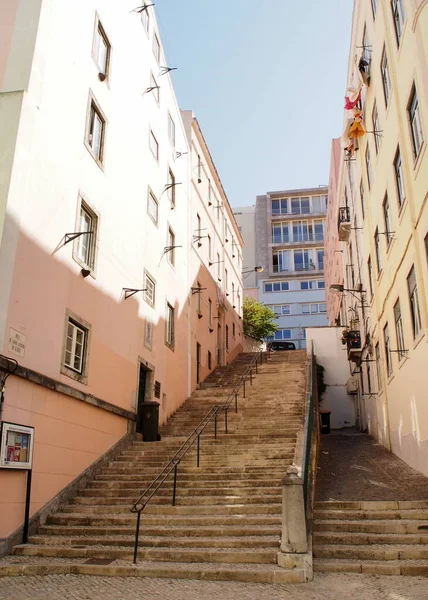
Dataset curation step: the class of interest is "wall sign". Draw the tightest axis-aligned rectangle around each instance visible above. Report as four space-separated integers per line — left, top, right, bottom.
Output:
0 422 35 469
8 328 27 357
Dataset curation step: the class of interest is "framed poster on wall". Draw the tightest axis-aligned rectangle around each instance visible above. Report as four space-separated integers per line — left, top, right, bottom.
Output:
0 422 35 469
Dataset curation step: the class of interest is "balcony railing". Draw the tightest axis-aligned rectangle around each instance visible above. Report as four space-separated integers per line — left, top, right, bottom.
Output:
273 264 324 274
272 235 325 245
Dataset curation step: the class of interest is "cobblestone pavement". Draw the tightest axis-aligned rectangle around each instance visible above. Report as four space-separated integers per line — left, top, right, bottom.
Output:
1 573 428 599
316 429 428 501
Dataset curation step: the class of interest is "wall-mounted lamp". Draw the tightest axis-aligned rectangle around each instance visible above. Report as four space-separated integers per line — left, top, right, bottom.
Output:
329 283 365 294
242 266 263 280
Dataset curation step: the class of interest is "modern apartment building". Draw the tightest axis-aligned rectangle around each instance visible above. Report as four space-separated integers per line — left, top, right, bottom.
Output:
0 0 242 548
235 187 329 348
325 0 428 475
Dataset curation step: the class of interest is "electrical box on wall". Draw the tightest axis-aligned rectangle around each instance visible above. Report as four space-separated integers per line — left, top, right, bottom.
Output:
346 376 358 395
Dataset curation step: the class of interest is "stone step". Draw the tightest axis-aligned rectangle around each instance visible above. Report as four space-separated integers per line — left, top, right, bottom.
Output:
314 519 428 534
60 503 282 515
314 509 428 521
315 501 428 511
78 486 282 498
94 473 284 483
314 543 428 561
314 531 428 545
47 514 282 527
27 535 280 550
313 558 428 576
13 544 278 565
70 494 282 506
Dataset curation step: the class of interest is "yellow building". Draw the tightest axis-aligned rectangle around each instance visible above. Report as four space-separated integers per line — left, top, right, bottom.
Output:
325 0 428 474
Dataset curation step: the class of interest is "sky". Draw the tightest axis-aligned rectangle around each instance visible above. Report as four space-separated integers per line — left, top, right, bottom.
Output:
155 1 354 208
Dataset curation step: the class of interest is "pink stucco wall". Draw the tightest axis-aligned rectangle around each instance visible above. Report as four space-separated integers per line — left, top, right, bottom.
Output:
0 0 19 89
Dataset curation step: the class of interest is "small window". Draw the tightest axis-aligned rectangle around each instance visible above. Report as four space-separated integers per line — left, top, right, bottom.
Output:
152 33 161 62
144 271 156 306
319 303 327 313
371 0 377 18
394 299 406 361
64 319 87 374
318 280 325 289
391 0 405 46
282 282 290 291
147 189 158 224
208 235 212 263
208 298 213 329
381 48 391 107
407 266 422 338
360 179 365 220
208 351 212 370
383 194 392 247
75 201 97 270
216 252 221 279
374 228 382 275
166 302 174 348
408 85 424 159
372 103 380 154
264 283 273 292
233 322 236 337
197 154 202 182
150 73 159 103
302 304 310 314
375 343 382 390
368 256 374 297
196 280 202 315
167 168 176 208
141 6 150 32
225 325 229 351
282 305 291 315
92 17 111 78
224 268 228 292
394 147 406 208
149 130 159 160
365 145 372 190
154 380 161 399
86 96 106 164
167 226 175 266
168 113 176 147
384 323 392 376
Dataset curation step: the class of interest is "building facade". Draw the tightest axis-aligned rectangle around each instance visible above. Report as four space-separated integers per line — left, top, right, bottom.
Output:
0 0 242 547
325 0 428 474
235 187 329 348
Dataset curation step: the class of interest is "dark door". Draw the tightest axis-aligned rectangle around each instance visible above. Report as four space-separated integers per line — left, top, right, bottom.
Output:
196 343 201 384
136 365 147 434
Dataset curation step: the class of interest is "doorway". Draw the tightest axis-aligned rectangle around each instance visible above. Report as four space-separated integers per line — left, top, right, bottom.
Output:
196 342 201 385
136 364 148 434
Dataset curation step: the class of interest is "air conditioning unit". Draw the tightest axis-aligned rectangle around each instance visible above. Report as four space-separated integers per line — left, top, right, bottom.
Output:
346 376 358 395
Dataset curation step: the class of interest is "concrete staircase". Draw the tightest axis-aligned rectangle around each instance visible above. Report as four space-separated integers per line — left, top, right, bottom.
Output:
313 501 428 576
3 350 309 583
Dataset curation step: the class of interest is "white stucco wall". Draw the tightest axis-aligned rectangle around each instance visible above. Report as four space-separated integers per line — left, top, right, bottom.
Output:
306 327 356 429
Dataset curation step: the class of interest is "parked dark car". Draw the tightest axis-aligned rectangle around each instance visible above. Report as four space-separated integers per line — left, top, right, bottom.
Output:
268 341 296 351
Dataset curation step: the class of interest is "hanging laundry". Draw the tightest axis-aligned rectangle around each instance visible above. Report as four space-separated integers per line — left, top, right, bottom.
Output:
349 107 366 139
358 57 370 85
344 89 361 110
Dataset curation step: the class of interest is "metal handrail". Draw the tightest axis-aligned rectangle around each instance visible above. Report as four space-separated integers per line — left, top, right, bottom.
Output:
130 349 267 563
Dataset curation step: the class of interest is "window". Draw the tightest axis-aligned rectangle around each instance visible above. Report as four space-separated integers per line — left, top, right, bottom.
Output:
294 250 310 272
361 26 371 81
371 0 377 18
374 228 382 275
86 96 106 163
394 299 406 361
167 168 176 208
320 303 327 313
147 189 158 224
168 113 176 147
365 145 372 190
316 249 324 270
226 325 229 351
391 0 405 46
300 280 319 290
272 198 289 215
152 33 161 62
273 329 292 341
149 130 159 160
272 222 289 244
264 281 289 292
237 292 241 314
314 220 324 241
197 154 202 182
150 73 159 103
64 319 87 374
383 195 392 248
375 343 382 390
381 48 391 107
302 303 325 314
232 282 235 304
384 323 392 376
360 180 365 220
273 250 291 273
216 253 221 279
208 351 212 370
312 195 327 213
394 147 406 208
367 256 374 297
144 271 156 306
233 322 236 337
144 319 153 350
196 280 202 315
154 380 161 399
408 85 424 159
196 213 201 235
141 5 150 32
208 298 213 329
224 268 228 292
291 197 310 215
271 305 291 315
407 266 422 338
208 235 212 263
318 280 325 289
208 180 212 206
166 302 174 347
372 103 380 153
92 18 111 78
75 202 97 269
167 226 175 266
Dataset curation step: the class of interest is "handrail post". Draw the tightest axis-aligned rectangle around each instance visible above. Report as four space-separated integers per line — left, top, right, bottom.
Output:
255 360 258 374
172 464 178 506
214 411 217 439
235 392 238 414
250 370 253 385
133 511 141 564
243 378 246 398
225 407 228 434
197 434 200 467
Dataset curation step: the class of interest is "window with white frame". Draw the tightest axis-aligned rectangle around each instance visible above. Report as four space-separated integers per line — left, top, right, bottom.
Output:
368 256 374 297
149 130 159 160
75 202 97 269
166 302 174 347
208 235 212 263
264 281 289 292
270 305 291 316
150 73 159 103
141 5 150 32
147 189 158 224
144 271 156 306
224 268 228 292
408 85 424 159
407 266 422 338
232 282 235 304
375 228 382 275
302 303 326 314
394 299 406 361
208 298 213 329
371 0 377 18
291 197 310 215
167 226 175 266
375 343 382 390
86 97 106 163
167 168 176 207
383 194 392 247
152 33 161 62
372 102 381 153
273 329 292 341
272 222 289 244
272 198 288 215
394 147 405 208
63 318 88 376
381 48 391 107
92 17 111 78
391 0 405 46
360 179 365 220
168 113 176 147
300 280 324 290
217 252 221 279
196 280 202 315
384 323 392 376
365 145 372 189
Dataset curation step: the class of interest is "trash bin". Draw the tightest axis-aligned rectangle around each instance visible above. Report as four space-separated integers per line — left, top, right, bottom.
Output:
320 410 331 435
139 400 160 442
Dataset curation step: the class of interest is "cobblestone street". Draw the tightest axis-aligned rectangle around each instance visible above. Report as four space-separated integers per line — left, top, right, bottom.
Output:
1 573 428 600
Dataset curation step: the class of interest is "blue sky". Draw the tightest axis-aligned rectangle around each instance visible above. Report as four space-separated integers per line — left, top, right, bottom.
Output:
156 1 354 207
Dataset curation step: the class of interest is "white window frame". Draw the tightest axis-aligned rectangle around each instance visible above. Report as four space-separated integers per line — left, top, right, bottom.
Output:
147 189 159 224
141 5 150 33
149 129 159 161
152 33 161 63
72 196 98 272
407 266 422 338
372 102 380 153
381 48 391 107
85 92 107 166
168 113 176 147
166 302 175 348
394 147 406 208
61 311 91 384
365 145 372 190
167 167 176 208
408 85 424 159
144 271 156 307
92 15 111 79
167 226 175 266
150 72 159 104
394 299 406 361
391 0 405 46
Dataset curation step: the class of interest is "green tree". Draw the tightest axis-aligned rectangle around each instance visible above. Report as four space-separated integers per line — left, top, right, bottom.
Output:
243 297 278 341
